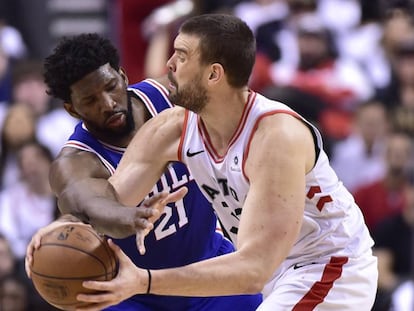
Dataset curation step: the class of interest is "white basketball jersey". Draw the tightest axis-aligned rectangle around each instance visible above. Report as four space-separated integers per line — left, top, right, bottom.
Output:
179 92 374 267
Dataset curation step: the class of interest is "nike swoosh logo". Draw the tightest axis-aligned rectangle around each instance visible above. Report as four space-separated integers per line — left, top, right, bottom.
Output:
186 149 205 157
293 262 317 270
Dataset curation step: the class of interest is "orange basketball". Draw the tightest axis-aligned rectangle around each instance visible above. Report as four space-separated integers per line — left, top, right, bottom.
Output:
31 224 117 310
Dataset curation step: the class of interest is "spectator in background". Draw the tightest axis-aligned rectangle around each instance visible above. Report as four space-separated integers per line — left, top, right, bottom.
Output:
317 0 361 36
0 235 57 311
247 0 318 93
354 131 414 233
371 183 414 311
389 34 414 138
0 103 36 189
268 13 374 145
390 277 414 311
376 8 414 111
0 274 28 311
0 44 12 104
0 16 27 104
143 0 237 79
0 234 15 281
0 139 60 310
117 0 176 82
11 60 78 156
233 0 289 62
143 0 196 79
0 19 27 60
331 100 388 193
335 0 390 92
0 0 50 60
380 5 414 69
0 140 58 273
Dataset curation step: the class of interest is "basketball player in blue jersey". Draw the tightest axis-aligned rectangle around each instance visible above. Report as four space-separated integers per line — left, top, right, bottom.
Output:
71 14 377 311
24 33 262 310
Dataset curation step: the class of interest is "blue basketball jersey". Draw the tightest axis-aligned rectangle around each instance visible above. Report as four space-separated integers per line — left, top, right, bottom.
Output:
64 79 262 310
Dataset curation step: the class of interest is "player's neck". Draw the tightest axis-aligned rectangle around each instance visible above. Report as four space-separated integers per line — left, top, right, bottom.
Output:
199 88 249 153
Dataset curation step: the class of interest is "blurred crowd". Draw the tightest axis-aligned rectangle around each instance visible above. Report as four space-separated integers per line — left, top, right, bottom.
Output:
0 0 414 310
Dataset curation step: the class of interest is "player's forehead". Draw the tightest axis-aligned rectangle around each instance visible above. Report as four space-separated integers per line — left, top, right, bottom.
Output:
173 33 201 57
70 63 118 99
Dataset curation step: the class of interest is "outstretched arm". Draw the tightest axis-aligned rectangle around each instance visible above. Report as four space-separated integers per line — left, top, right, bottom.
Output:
25 188 187 279
75 113 316 309
108 106 185 206
50 149 159 238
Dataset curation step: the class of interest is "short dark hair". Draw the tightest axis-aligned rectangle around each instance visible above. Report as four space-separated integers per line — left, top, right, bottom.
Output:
179 14 256 88
44 33 120 103
17 140 54 165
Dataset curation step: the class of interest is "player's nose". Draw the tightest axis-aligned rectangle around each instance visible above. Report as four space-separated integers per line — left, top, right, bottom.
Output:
166 55 176 72
101 92 117 110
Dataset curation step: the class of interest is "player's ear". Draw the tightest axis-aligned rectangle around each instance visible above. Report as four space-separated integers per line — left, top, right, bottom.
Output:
208 63 223 83
119 67 128 85
63 102 81 119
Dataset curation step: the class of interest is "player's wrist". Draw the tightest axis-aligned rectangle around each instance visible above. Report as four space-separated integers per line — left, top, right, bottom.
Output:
146 269 152 294
138 268 152 295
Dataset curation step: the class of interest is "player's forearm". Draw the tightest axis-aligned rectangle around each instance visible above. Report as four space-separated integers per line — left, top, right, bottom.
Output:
147 251 267 296
57 179 137 238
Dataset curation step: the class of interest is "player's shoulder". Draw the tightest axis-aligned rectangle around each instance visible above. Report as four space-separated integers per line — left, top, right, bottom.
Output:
52 147 109 178
151 106 185 125
257 111 307 138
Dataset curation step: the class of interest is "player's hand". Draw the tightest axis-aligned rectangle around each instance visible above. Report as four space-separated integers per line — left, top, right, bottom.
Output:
25 219 91 278
76 239 146 311
135 187 188 254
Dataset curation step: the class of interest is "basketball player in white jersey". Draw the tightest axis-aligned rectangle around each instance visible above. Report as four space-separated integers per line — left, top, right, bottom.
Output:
75 14 378 310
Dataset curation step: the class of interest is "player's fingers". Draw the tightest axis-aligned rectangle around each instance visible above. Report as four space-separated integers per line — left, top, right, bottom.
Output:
135 205 161 221
31 232 43 249
133 215 155 230
144 188 188 217
24 256 32 278
135 230 150 255
142 192 168 207
75 302 113 311
24 236 40 278
76 292 116 309
162 187 188 205
81 279 116 294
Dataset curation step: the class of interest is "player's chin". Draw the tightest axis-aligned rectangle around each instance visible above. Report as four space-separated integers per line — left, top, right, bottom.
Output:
168 93 179 106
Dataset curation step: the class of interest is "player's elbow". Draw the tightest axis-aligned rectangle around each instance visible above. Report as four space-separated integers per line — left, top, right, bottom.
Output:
235 248 275 294
242 269 269 294
235 256 272 294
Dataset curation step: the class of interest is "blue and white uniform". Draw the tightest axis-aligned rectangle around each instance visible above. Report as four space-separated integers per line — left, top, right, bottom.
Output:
63 79 262 311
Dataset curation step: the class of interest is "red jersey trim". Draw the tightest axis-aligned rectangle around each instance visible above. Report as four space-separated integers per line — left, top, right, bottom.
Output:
178 110 190 162
145 79 171 100
63 141 116 175
242 110 301 181
200 91 257 164
292 256 349 310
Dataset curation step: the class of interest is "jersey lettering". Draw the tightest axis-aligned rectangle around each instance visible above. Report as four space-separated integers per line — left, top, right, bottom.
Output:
154 202 188 240
147 166 190 240
167 164 191 189
202 184 220 200
218 178 239 201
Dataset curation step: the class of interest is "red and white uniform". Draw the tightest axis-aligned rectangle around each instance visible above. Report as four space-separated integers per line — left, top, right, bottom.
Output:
179 92 378 310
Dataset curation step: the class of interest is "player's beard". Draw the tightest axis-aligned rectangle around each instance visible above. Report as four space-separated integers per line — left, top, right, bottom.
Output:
169 74 208 113
85 94 135 141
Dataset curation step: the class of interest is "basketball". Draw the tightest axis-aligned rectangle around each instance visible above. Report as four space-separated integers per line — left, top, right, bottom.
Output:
30 223 118 310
